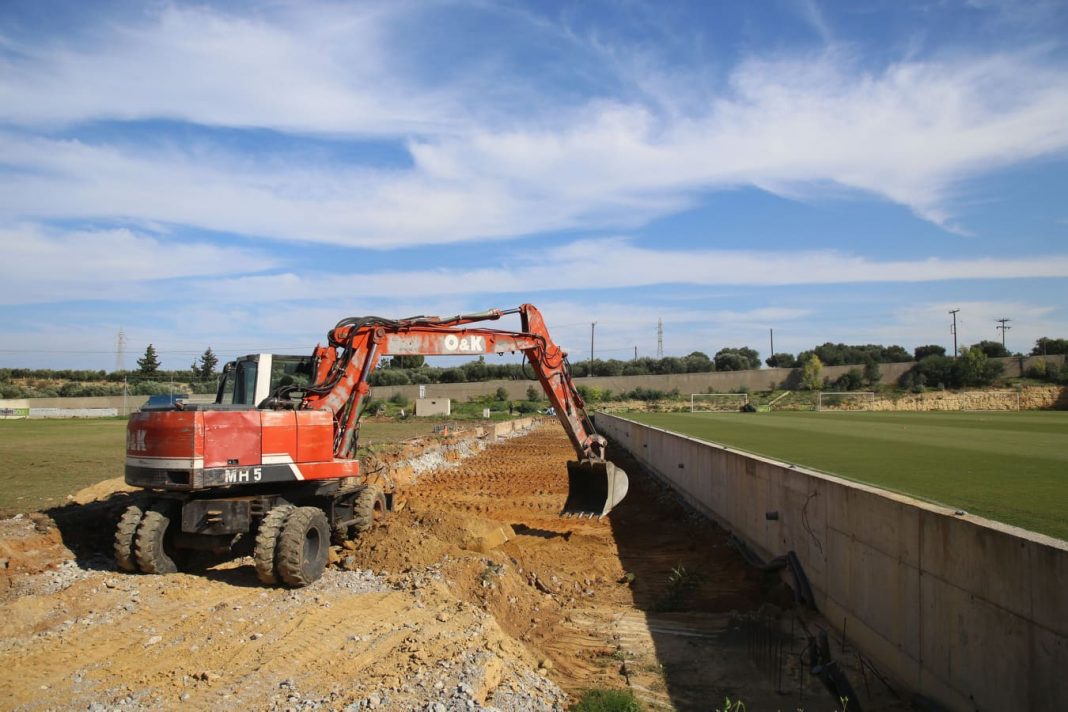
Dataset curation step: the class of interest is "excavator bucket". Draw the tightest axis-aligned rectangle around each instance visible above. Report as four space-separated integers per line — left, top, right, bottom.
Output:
563 460 629 518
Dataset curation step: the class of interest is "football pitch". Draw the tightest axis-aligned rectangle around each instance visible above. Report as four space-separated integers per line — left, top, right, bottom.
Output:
623 410 1068 541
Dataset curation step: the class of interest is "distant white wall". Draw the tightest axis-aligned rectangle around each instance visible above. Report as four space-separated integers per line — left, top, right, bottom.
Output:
415 398 451 416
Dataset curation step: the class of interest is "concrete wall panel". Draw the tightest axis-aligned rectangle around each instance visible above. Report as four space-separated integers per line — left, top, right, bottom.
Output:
594 412 1068 712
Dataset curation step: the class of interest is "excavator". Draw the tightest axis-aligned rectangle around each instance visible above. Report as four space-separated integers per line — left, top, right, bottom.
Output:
116 305 629 587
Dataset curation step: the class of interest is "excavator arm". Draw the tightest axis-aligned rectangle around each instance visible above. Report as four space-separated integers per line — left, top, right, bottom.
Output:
297 305 628 517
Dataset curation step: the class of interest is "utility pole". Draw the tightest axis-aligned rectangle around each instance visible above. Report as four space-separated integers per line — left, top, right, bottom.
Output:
949 309 960 357
590 322 596 377
634 346 638 361
770 328 774 358
656 318 663 358
996 318 1011 350
115 328 127 373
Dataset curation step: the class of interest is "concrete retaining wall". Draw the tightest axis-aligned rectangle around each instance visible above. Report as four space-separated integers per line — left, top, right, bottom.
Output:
594 413 1068 712
368 354 1065 403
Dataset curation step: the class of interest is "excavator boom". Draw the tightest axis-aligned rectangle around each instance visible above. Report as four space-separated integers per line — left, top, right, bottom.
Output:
300 304 628 517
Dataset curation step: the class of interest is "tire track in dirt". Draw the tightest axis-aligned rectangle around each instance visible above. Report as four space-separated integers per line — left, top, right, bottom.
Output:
349 422 776 707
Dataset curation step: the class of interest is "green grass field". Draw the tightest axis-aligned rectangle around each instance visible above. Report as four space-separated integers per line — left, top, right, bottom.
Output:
625 410 1068 541
0 416 502 515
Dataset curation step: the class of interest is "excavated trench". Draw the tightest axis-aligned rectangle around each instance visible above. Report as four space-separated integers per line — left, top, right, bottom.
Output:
0 421 906 710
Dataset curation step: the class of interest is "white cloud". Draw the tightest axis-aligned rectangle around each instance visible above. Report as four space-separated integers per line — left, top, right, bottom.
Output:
0 5 1067 244
0 224 275 305
0 3 457 135
180 238 1068 306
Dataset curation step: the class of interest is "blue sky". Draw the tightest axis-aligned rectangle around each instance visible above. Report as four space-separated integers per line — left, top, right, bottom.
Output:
1 0 1067 370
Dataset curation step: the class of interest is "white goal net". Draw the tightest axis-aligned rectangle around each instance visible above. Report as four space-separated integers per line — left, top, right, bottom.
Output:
690 393 749 412
816 391 876 412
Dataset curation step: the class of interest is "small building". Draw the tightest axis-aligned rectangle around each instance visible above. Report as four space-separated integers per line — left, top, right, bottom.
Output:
415 398 451 416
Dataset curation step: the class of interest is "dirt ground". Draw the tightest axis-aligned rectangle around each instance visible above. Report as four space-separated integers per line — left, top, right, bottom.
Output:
0 423 906 711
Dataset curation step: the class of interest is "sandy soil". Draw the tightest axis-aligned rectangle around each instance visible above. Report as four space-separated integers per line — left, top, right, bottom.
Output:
0 423 905 711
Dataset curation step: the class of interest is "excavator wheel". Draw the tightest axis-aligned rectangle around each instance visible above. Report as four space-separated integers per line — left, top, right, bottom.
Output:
349 485 387 535
114 504 145 572
253 504 295 585
275 506 330 588
134 501 182 574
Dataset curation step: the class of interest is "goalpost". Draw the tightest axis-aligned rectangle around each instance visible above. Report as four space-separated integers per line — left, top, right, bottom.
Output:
690 393 749 413
816 391 876 412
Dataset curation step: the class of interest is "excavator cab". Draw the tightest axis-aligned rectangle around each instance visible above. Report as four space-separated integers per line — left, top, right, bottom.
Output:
216 355 313 406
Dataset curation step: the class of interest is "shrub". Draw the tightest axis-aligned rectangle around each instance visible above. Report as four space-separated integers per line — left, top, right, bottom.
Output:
800 355 823 390
1025 359 1048 379
570 688 642 712
388 392 410 408
369 369 410 386
833 368 863 391
765 352 797 368
914 344 946 360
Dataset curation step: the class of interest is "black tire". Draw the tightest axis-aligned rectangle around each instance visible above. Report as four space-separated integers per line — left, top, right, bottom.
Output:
275 506 329 588
135 501 182 574
253 504 295 585
350 485 387 534
114 504 144 572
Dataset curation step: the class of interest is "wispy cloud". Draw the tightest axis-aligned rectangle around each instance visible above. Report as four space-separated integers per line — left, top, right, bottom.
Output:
179 238 1068 305
0 224 275 305
1 6 1067 245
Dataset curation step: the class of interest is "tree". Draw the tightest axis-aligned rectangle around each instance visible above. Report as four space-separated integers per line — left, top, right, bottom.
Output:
391 355 426 369
137 344 161 375
494 386 509 401
800 354 823 390
765 353 797 368
192 347 218 379
526 385 539 401
862 356 881 385
908 355 954 389
682 351 713 373
914 344 946 360
972 340 1009 358
799 342 912 366
369 369 410 386
957 346 1004 386
714 347 760 371
833 368 863 391
1031 337 1068 356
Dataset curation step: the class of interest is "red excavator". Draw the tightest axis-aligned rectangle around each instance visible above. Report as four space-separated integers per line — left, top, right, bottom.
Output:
117 305 629 587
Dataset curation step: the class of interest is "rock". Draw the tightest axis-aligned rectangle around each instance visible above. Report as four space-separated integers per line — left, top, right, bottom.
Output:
145 635 162 647
250 632 263 640
539 658 553 670
436 612 450 623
